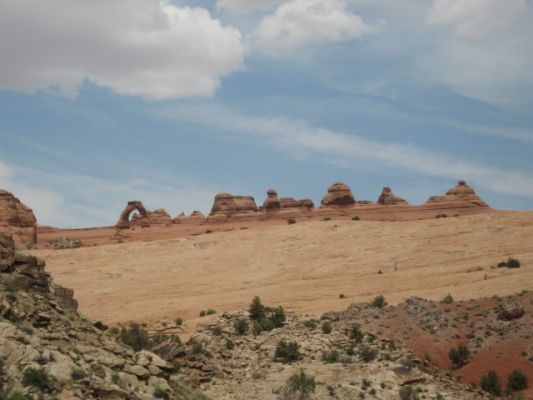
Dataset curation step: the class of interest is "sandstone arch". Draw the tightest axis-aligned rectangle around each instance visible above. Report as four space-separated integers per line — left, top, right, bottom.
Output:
116 201 149 229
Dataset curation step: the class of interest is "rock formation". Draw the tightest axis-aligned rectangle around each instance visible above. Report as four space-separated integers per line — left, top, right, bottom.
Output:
297 199 315 209
210 193 258 216
131 208 172 227
116 201 149 229
0 188 37 245
262 189 314 212
426 180 489 207
320 182 355 207
0 231 204 399
174 210 206 224
377 187 408 205
262 189 280 211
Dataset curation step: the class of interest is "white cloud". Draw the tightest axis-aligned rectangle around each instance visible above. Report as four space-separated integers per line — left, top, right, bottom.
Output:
164 106 533 199
216 0 285 15
0 0 245 99
250 0 380 51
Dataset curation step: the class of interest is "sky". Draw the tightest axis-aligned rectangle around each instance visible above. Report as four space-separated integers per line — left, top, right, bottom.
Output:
0 0 532 228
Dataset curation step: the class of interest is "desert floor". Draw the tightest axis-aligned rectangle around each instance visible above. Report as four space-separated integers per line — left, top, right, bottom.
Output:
31 211 533 330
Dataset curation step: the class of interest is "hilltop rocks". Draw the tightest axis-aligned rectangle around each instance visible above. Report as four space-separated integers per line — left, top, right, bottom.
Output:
262 189 315 212
321 182 355 207
377 187 408 205
298 199 315 209
0 188 37 245
262 189 280 211
426 180 489 207
132 209 172 227
116 201 149 229
174 211 206 224
210 193 258 216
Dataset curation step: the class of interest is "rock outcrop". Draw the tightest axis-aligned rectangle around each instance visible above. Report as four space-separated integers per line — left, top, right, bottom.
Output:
0 188 37 245
210 193 258 216
262 189 314 212
262 189 280 211
0 232 205 399
426 180 489 207
297 199 315 209
116 201 149 229
131 209 172 227
377 187 408 205
174 211 206 224
320 182 355 207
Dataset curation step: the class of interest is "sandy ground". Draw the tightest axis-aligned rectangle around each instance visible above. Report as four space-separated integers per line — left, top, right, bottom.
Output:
30 211 533 330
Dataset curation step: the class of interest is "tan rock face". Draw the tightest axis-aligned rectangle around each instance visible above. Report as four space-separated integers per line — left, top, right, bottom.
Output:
0 189 37 245
321 182 355 207
116 201 149 229
132 209 172 227
377 187 408 205
426 180 489 207
262 189 280 211
297 199 314 209
174 211 206 224
210 193 258 216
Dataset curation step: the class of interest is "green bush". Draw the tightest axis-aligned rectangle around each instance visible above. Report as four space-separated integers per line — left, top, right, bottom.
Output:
507 369 528 392
371 295 387 309
175 318 183 326
448 345 470 368
247 297 286 335
322 349 340 364
348 324 363 343
0 390 34 400
498 258 521 269
206 309 216 315
119 323 150 352
284 370 316 399
199 310 206 317
480 370 501 396
287 218 296 225
399 385 420 400
234 318 249 335
441 294 454 304
322 217 332 221
352 216 360 221
225 338 235 350
321 321 332 334
70 368 86 381
191 341 203 355
303 320 317 330
22 367 54 391
359 346 377 362
249 296 266 321
274 340 300 363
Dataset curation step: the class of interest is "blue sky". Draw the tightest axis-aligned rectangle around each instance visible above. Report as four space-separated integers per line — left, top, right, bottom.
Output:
0 0 532 227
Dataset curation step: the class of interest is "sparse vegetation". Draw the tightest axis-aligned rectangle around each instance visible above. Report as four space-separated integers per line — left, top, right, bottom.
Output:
359 346 377 362
225 338 235 350
370 295 387 309
352 216 360 221
303 320 317 330
480 370 502 396
322 217 331 221
507 369 528 392
234 318 249 335
441 294 454 304
448 345 470 368
321 349 340 363
339 293 346 298
119 323 150 352
0 390 34 400
70 368 86 381
21 367 54 392
348 324 364 343
247 297 286 334
274 340 301 363
436 213 448 219
175 317 183 326
498 258 521 269
321 321 332 334
399 385 420 400
279 370 316 400
287 218 296 225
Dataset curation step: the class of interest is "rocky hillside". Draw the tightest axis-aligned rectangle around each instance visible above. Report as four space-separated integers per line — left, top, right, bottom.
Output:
0 232 207 400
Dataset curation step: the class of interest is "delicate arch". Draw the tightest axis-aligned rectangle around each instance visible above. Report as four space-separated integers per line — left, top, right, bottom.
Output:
116 201 149 229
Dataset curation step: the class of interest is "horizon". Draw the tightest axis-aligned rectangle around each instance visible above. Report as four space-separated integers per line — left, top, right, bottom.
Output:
1 0 532 228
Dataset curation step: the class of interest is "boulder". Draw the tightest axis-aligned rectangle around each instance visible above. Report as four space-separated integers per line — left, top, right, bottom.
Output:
262 189 280 211
210 193 258 216
297 199 315 209
279 197 299 209
131 209 172 227
0 188 37 245
173 211 206 224
426 180 489 207
377 187 408 205
320 182 355 207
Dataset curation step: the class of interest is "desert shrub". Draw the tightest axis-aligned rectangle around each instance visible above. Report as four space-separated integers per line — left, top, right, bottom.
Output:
275 340 300 363
270 306 286 328
399 386 420 400
21 368 54 391
436 213 447 219
359 346 377 362
70 368 86 381
199 310 206 317
287 218 296 225
480 370 502 396
234 318 249 335
175 318 183 326
249 296 266 321
498 258 521 269
225 338 235 350
281 370 316 400
212 326 223 336
321 349 340 364
441 294 454 304
448 345 470 368
206 309 216 315
0 390 34 400
303 320 317 330
119 323 150 352
507 369 528 392
348 324 364 343
48 237 83 250
352 216 360 221
323 217 332 221
153 387 167 399
321 321 332 334
191 341 203 355
339 293 346 298
371 295 387 309
247 297 286 334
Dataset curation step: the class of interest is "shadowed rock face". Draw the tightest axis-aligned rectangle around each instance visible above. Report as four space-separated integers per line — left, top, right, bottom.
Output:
297 199 315 209
174 210 206 224
0 189 37 245
262 189 280 211
377 187 408 205
132 209 172 227
321 182 355 207
210 193 258 216
116 201 149 229
426 180 489 207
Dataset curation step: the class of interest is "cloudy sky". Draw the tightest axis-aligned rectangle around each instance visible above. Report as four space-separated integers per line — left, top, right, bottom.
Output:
0 0 532 227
